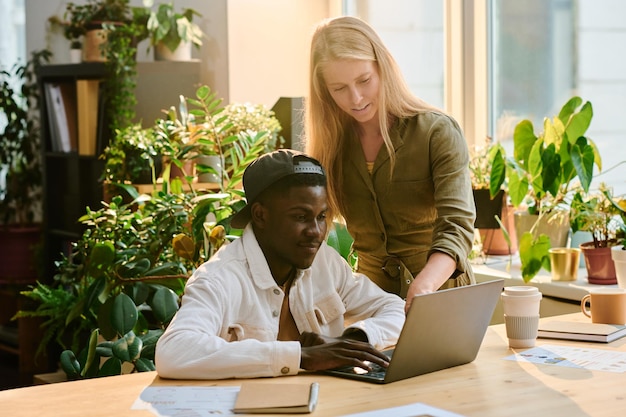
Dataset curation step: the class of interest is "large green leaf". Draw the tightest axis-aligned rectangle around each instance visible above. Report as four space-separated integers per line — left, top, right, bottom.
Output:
84 276 107 315
326 223 354 262
60 350 81 379
139 329 164 360
513 120 537 169
506 165 529 207
111 293 138 337
518 232 551 282
87 241 115 277
557 96 582 125
571 141 595 193
98 357 122 377
81 329 99 377
117 258 151 278
489 147 506 198
528 140 544 197
112 331 143 363
150 286 180 324
97 297 116 340
135 357 156 372
565 101 593 144
540 144 560 197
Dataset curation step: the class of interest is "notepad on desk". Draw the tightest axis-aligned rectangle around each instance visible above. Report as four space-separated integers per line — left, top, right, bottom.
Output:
233 382 319 414
538 319 626 343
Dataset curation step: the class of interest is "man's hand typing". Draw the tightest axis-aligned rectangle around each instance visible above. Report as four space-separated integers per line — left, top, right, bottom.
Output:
298 331 390 371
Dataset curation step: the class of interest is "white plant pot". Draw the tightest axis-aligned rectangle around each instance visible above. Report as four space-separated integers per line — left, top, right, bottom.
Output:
611 245 626 289
154 41 193 61
197 155 223 184
69 48 82 63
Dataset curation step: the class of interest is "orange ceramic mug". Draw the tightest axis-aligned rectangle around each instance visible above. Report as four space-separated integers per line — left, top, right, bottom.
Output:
581 288 626 324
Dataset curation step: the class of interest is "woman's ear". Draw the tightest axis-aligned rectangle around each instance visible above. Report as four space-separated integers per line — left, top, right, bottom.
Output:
250 201 268 228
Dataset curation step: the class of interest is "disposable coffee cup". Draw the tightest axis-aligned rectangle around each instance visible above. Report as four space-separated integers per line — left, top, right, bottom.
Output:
501 286 542 348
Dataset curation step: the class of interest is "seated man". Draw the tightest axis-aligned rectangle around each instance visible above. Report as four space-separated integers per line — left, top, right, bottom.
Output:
156 149 405 379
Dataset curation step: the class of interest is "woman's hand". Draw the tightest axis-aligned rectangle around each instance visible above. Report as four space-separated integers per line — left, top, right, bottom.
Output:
405 252 456 313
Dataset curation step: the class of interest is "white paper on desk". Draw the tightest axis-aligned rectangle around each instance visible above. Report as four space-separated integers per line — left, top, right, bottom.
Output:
504 344 626 373
340 402 465 417
131 386 240 417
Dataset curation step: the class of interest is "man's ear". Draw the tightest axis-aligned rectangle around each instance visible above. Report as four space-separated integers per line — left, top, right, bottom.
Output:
250 201 268 228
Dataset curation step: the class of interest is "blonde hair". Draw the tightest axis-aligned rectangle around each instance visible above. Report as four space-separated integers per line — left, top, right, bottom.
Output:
305 16 437 219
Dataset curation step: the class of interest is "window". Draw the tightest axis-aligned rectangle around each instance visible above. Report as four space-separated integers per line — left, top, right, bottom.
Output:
490 0 626 196
0 0 26 70
346 0 626 196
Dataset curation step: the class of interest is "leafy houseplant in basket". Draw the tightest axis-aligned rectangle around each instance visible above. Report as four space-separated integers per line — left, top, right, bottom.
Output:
0 50 51 284
506 96 601 282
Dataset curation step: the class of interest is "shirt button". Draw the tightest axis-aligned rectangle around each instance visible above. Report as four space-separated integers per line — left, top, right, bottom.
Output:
273 288 280 295
281 367 290 374
272 310 279 317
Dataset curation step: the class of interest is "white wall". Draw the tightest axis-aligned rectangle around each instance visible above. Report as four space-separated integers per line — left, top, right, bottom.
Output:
226 0 334 107
24 0 333 107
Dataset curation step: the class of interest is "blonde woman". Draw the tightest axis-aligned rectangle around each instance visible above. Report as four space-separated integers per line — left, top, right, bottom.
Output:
305 16 476 312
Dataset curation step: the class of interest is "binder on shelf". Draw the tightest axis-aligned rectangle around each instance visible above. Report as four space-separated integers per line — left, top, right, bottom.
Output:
49 84 71 152
76 79 101 156
58 82 78 152
43 83 61 152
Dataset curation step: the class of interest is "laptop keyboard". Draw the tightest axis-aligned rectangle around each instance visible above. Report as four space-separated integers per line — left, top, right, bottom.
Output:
336 361 387 378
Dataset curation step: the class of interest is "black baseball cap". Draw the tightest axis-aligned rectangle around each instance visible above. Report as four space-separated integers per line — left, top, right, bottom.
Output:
230 149 326 229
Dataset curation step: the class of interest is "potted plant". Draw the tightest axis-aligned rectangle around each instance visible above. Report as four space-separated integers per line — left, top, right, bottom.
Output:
0 50 51 284
605 189 626 288
469 137 516 255
16 85 271 379
48 15 83 62
101 123 164 203
145 0 205 61
506 96 601 282
63 0 149 62
63 0 149 136
570 184 623 284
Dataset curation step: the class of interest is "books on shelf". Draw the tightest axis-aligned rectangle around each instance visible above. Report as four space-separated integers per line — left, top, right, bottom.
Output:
43 82 78 153
538 315 626 343
76 79 101 156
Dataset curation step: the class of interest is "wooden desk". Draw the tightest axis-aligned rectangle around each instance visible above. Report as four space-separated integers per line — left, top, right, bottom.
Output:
2 318 625 417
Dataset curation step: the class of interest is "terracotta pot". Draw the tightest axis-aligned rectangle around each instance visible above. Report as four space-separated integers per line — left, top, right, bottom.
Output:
83 29 108 62
611 245 626 289
580 241 617 285
0 226 41 285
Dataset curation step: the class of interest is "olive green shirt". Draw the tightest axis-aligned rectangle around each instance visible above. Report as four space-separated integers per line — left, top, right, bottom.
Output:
341 112 476 296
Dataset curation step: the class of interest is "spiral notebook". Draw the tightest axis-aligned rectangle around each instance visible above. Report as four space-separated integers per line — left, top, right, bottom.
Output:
325 279 504 384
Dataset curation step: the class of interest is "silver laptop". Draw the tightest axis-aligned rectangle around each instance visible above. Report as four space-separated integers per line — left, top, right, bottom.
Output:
325 279 504 384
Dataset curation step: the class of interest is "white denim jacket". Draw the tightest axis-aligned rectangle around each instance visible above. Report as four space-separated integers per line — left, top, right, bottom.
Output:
155 225 405 380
